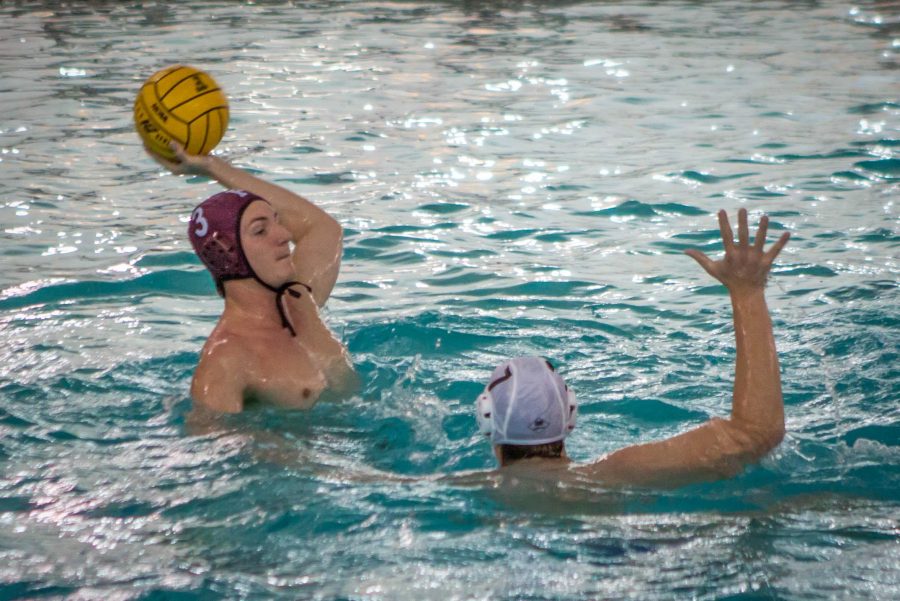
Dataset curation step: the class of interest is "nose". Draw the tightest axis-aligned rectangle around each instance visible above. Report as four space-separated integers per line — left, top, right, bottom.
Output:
272 221 291 245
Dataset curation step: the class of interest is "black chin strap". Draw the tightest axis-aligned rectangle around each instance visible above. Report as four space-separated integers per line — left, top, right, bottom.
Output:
268 281 312 337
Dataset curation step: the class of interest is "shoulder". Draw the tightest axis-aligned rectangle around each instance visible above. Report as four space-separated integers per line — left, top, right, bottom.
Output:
191 328 252 413
198 324 256 365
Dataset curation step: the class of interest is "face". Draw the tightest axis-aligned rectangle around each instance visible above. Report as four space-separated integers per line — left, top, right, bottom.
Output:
240 200 294 288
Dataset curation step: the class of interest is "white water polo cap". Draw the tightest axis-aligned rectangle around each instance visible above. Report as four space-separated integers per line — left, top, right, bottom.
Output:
476 357 577 445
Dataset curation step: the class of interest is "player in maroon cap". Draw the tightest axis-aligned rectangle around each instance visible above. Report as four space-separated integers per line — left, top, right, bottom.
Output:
153 142 355 413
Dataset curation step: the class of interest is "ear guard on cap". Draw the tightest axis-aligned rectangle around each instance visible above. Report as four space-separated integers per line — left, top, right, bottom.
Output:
477 392 494 438
476 386 577 440
566 387 578 432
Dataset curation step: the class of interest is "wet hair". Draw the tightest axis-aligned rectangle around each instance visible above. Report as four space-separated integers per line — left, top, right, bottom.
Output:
498 440 565 465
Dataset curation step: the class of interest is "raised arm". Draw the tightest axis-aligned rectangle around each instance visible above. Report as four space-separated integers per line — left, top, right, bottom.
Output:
154 143 343 306
581 209 790 487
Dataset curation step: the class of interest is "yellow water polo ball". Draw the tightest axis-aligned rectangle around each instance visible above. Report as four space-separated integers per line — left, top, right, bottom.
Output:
134 64 229 161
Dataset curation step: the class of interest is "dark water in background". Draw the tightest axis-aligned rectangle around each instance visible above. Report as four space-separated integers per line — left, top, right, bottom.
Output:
0 1 898 599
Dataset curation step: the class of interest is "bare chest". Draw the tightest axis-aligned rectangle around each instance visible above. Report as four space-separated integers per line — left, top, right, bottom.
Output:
211 295 352 409
241 336 328 409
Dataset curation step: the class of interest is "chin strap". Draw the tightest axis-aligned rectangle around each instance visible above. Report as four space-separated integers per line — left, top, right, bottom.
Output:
219 277 313 337
271 281 312 337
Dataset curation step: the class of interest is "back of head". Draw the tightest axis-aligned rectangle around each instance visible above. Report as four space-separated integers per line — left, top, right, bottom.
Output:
496 440 566 464
476 356 577 463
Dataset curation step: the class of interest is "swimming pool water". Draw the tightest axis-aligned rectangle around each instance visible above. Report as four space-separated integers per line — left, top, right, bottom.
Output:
0 1 898 599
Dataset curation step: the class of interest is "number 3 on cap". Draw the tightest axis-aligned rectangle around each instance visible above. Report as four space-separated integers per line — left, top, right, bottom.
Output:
192 207 209 237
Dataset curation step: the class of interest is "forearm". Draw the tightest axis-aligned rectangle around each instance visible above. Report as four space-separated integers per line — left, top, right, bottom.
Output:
202 156 339 240
728 287 784 447
201 156 343 303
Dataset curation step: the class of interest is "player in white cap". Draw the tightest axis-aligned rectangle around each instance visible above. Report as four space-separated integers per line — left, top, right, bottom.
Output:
476 209 790 487
476 356 578 465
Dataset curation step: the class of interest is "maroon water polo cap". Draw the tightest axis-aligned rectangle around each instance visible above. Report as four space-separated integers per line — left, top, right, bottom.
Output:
188 189 265 295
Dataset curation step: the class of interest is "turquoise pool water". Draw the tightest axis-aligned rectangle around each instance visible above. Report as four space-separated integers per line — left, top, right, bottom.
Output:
1 1 898 598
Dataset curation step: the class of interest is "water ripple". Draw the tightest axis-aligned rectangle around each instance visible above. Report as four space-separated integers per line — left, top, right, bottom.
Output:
1 1 898 598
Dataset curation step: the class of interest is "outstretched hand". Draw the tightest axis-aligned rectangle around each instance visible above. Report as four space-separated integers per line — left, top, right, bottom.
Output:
685 208 789 293
144 141 216 177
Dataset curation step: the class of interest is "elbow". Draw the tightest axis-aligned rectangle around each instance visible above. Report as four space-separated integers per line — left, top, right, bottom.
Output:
291 212 342 248
730 418 785 462
321 211 342 236
765 422 786 453
322 215 343 249
334 219 345 250
772 421 786 447
747 422 785 460
327 217 344 266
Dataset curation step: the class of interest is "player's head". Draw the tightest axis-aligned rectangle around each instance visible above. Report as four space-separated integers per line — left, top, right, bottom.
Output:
188 189 292 295
475 356 577 465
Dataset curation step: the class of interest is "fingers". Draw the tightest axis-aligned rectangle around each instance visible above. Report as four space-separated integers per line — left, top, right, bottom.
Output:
684 249 718 279
764 231 790 265
754 215 769 252
737 208 749 248
167 141 213 176
169 141 188 162
143 144 181 172
717 210 735 252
